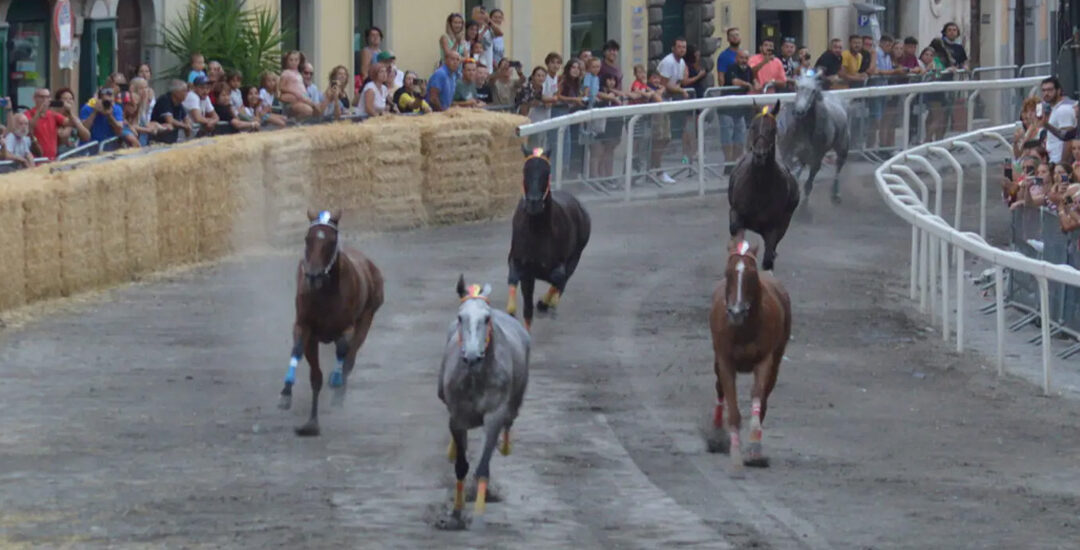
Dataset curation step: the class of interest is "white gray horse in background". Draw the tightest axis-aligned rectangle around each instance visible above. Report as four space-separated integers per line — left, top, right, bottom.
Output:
777 70 850 205
436 275 530 530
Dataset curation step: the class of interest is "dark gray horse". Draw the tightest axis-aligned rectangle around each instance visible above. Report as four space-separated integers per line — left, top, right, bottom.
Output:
436 276 530 530
777 70 850 204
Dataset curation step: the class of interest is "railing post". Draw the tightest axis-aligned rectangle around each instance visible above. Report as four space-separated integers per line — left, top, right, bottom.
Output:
1038 276 1052 395
929 146 964 229
941 238 949 342
955 247 965 352
697 107 711 196
995 266 1005 375
966 90 979 130
624 114 641 202
950 141 988 239
901 94 915 150
554 125 566 191
911 226 919 300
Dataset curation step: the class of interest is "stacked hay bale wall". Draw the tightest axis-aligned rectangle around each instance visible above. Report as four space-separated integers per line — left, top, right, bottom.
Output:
0 109 526 316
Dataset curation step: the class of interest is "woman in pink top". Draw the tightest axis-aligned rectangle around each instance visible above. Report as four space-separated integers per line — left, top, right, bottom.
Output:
279 50 319 119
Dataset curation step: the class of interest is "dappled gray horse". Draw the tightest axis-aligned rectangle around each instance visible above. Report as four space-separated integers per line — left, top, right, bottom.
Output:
436 276 530 530
777 70 850 204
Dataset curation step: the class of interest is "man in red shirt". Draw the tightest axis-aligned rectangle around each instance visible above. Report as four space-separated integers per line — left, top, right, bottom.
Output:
28 88 89 160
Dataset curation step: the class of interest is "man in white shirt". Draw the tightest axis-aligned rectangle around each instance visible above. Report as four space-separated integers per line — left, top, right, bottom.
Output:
656 38 690 184
1041 76 1076 163
183 75 219 133
5 112 35 168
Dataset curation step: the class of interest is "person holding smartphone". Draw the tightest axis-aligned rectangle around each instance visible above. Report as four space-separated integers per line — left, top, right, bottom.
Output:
80 86 126 145
27 87 89 160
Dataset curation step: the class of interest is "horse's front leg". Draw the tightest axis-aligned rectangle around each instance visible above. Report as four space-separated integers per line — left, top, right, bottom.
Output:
745 355 779 468
761 227 785 272
831 149 849 204
705 356 730 454
520 275 536 332
506 260 522 316
279 324 307 410
471 412 507 529
436 422 471 531
803 161 822 202
295 337 322 437
728 208 745 239
537 265 567 316
718 360 743 473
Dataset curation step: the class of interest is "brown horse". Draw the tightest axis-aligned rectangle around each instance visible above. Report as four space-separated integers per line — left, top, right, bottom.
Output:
707 238 791 470
278 209 384 436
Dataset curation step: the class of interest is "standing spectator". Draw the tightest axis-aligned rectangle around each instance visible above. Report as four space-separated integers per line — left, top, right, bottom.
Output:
583 57 602 106
226 70 244 115
749 38 786 91
646 68 674 182
213 82 259 132
658 38 692 180
795 46 813 77
685 45 708 99
841 35 868 87
359 63 390 117
394 71 432 114
28 87 88 160
490 8 506 66
136 64 156 113
598 40 623 90
118 92 142 148
239 85 287 128
872 35 904 149
592 73 624 180
517 67 552 122
1040 76 1077 164
325 65 351 118
779 37 798 83
544 52 563 97
453 58 485 108
280 50 319 119
129 77 166 145
427 50 461 112
105 72 128 96
301 62 335 117
716 28 741 85
151 80 194 140
440 13 468 68
941 22 968 70
814 39 845 88
557 59 586 108
259 71 282 113
490 58 525 106
376 51 404 92
358 26 383 88
474 62 494 104
207 60 225 84
186 52 207 84
471 5 499 72
5 113 35 168
859 36 876 79
184 75 220 133
80 87 125 145
723 50 754 163
920 46 950 141
898 37 922 72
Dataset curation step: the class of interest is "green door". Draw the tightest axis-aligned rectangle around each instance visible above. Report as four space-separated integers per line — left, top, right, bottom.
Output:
6 0 49 109
0 24 9 100
79 19 116 103
660 0 686 53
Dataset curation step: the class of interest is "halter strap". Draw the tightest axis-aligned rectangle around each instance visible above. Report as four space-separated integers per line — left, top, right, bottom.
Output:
753 105 776 120
305 210 339 277
460 284 489 303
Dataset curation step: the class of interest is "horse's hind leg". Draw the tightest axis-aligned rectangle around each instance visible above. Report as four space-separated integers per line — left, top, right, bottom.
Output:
831 150 848 204
279 324 307 410
332 308 376 406
295 338 322 437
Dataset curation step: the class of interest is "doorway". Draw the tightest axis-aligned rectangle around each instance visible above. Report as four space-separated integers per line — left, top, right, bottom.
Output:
755 10 803 49
117 0 141 77
6 0 50 110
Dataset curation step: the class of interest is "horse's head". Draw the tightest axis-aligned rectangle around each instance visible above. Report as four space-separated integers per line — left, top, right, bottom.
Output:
793 70 823 118
302 208 342 290
455 274 494 366
748 101 781 166
724 239 760 325
521 146 553 215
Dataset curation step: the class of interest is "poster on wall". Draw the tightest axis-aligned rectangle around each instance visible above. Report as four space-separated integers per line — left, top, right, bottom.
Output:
54 0 73 49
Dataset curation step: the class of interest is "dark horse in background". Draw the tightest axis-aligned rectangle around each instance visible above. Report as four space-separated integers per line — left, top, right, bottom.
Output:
506 148 591 331
777 70 850 205
279 209 384 436
728 101 800 272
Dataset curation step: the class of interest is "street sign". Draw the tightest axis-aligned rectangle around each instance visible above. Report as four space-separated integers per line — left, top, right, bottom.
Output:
858 14 871 27
53 0 73 49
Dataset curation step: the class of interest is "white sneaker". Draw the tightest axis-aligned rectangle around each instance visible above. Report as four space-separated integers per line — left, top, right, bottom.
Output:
660 172 676 184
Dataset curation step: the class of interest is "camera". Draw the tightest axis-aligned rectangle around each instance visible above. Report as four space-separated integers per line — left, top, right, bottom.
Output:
49 99 64 108
510 60 522 69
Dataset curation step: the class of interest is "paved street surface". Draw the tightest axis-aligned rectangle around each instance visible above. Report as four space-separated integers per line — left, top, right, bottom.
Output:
2 161 1079 549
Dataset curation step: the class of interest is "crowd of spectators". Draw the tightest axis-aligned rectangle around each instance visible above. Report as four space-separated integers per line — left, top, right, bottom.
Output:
1003 76 1080 234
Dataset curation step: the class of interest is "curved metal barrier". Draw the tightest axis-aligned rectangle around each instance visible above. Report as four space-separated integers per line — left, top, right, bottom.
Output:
874 124 1080 395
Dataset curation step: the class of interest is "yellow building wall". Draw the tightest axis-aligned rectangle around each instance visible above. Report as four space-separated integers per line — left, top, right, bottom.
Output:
530 0 565 68
390 0 462 77
314 4 353 89
713 0 752 53
806 9 828 57
621 0 648 84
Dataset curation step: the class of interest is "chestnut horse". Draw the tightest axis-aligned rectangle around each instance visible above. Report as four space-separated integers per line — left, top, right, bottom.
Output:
707 238 791 470
727 101 800 272
506 147 591 330
278 209 384 436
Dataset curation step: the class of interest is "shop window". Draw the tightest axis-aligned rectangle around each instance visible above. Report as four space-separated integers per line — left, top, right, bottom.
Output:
6 0 50 109
281 0 300 53
660 0 685 52
571 0 607 57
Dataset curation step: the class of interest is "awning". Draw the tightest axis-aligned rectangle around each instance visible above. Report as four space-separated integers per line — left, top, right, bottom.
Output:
756 0 852 9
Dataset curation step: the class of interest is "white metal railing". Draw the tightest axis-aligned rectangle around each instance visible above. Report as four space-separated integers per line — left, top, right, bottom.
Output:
874 123 1080 396
517 76 1044 201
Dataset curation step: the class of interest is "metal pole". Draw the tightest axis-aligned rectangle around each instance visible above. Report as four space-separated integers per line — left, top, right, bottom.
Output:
941 240 949 341
697 107 711 196
901 94 915 150
929 146 964 229
995 266 1005 376
950 141 987 239
966 90 979 131
1038 276 1052 395
920 231 929 312
956 247 965 352
910 226 919 300
624 114 640 202
555 125 566 191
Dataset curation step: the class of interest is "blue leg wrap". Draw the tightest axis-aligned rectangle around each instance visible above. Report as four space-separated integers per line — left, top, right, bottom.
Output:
284 356 298 385
328 358 344 388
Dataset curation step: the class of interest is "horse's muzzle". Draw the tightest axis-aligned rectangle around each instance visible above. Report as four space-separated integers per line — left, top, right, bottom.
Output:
524 199 544 215
727 305 748 324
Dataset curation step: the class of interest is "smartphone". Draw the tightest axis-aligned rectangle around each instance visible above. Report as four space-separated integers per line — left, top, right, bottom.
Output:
1036 102 1044 118
1027 176 1044 186
1004 163 1013 180
510 60 522 69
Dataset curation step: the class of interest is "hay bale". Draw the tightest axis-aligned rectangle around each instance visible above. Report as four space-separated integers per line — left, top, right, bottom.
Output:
365 117 425 229
152 153 199 265
420 119 492 224
120 155 161 277
308 122 376 229
22 178 63 301
221 135 270 251
88 164 131 286
58 171 107 296
0 182 26 310
194 143 240 261
260 130 315 241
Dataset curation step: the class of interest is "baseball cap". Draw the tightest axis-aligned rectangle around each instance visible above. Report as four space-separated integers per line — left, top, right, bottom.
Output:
376 51 396 63
193 75 210 86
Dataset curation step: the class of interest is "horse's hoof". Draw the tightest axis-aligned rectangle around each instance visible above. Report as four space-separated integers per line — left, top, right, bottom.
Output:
434 512 469 531
278 394 292 410
705 431 730 454
294 421 320 437
831 193 842 205
744 442 770 468
535 300 549 313
499 439 511 456
328 369 344 388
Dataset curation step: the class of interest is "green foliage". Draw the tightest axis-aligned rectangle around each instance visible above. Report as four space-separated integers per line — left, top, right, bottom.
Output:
154 0 293 87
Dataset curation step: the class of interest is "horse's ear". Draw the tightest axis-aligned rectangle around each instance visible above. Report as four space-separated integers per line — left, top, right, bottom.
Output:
749 243 761 261
480 283 492 298
306 208 319 222
456 274 466 298
329 208 342 224
727 238 740 254
541 148 553 160
521 144 532 158
773 100 781 114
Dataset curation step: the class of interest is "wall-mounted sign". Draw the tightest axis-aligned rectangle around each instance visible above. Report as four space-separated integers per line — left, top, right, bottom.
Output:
53 0 73 49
